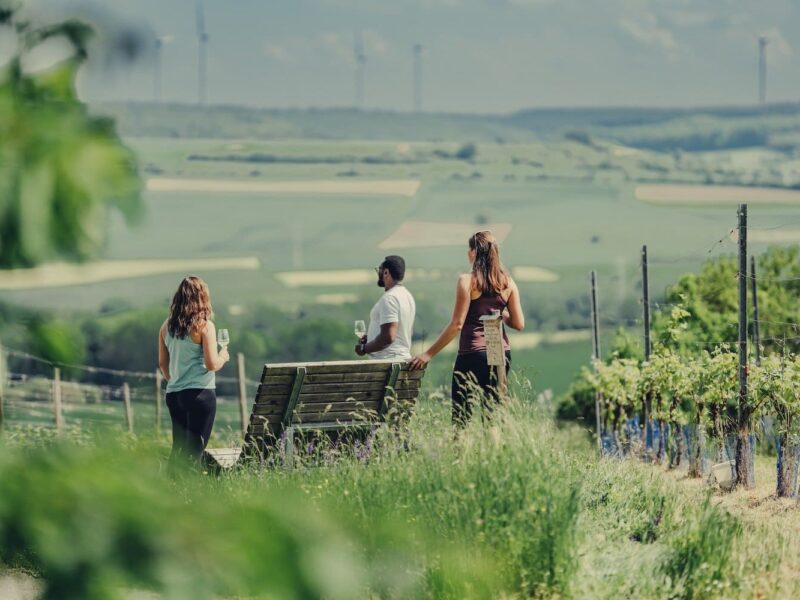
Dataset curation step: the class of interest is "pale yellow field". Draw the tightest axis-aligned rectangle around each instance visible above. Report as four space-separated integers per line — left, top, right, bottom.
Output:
748 229 800 243
634 184 800 205
379 221 512 249
276 268 445 288
511 265 560 283
147 178 421 197
0 257 260 290
411 329 591 355
278 265 559 292
315 293 360 305
609 144 643 157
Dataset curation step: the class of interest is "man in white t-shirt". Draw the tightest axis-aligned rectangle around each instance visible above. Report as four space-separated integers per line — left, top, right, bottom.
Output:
354 255 416 360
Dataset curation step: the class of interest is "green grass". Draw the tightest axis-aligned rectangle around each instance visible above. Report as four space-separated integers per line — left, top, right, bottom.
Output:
3 397 244 441
2 385 800 599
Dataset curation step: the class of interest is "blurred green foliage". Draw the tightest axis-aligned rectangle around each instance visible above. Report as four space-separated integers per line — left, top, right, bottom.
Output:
0 3 141 268
651 245 800 356
558 246 800 423
0 391 790 599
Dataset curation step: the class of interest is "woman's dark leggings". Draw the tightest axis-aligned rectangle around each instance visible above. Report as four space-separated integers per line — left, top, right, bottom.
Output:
165 388 217 465
451 351 511 427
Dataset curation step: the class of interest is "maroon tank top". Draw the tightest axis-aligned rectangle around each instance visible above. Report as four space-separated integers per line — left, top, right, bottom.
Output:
458 292 511 355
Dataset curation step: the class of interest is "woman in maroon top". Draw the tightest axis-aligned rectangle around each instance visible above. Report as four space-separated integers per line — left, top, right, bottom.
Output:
410 231 525 425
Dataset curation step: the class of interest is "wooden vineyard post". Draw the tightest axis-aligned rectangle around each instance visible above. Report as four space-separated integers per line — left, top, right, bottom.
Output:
641 246 651 361
480 310 507 396
123 382 134 434
0 342 4 432
236 353 248 435
641 246 652 458
735 203 755 489
155 369 163 433
53 367 63 432
590 271 602 453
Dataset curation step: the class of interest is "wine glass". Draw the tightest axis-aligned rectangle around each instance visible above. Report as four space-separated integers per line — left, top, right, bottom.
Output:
218 328 230 348
354 320 366 339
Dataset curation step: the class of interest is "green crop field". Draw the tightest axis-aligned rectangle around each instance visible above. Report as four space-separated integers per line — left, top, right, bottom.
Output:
3 128 798 398
2 135 797 315
3 108 800 404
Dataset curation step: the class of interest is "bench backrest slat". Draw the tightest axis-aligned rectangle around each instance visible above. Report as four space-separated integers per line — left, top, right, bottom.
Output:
244 360 425 449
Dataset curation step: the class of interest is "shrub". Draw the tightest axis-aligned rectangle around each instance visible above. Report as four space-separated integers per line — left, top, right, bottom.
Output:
455 142 477 160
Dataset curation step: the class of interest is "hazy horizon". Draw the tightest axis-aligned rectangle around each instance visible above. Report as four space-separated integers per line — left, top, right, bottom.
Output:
23 0 800 114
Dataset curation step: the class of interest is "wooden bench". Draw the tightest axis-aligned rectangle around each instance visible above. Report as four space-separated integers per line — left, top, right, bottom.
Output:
205 359 426 469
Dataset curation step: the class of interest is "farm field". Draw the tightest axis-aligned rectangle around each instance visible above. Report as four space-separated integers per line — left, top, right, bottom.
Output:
2 136 797 316
2 133 797 400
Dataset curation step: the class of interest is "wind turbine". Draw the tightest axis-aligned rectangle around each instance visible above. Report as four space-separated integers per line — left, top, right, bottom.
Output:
195 0 209 104
758 35 767 108
354 31 366 109
153 34 173 103
412 43 423 112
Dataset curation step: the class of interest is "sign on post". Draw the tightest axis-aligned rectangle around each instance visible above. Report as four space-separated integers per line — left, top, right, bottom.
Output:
480 309 507 394
122 382 134 434
53 367 63 432
155 369 163 433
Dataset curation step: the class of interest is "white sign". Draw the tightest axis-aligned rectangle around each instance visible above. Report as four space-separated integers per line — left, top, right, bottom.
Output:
480 312 505 367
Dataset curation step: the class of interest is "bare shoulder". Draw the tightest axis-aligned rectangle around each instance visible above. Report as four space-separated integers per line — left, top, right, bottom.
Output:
159 320 168 337
457 273 472 287
503 276 518 300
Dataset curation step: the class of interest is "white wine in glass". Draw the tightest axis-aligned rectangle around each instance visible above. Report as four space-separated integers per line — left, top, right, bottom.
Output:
354 320 366 339
218 328 230 348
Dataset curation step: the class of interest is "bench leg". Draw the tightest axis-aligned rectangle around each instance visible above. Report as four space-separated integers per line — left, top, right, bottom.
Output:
284 426 295 470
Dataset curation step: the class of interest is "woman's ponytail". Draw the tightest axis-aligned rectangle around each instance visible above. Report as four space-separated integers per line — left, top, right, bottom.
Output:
469 231 509 294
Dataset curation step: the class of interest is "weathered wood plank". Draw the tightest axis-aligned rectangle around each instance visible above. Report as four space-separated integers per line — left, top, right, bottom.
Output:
257 380 421 396
290 411 378 424
247 420 380 434
254 400 380 417
292 422 373 432
264 360 422 376
247 413 282 426
256 389 418 406
281 366 306 428
204 448 242 469
262 370 425 385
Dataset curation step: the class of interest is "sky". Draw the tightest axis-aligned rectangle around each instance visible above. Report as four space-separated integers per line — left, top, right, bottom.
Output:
21 0 800 114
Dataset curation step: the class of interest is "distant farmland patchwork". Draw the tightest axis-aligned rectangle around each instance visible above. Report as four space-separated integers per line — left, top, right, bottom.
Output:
3 137 798 313
3 133 800 395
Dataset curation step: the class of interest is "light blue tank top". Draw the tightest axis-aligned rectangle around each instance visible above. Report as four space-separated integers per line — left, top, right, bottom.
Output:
165 329 215 393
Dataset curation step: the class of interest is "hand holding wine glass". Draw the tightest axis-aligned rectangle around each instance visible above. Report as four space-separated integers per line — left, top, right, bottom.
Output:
217 328 230 363
354 320 368 356
354 320 366 339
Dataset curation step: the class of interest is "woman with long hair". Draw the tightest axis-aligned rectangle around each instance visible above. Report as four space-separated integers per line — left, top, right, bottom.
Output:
410 231 524 425
158 276 229 466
